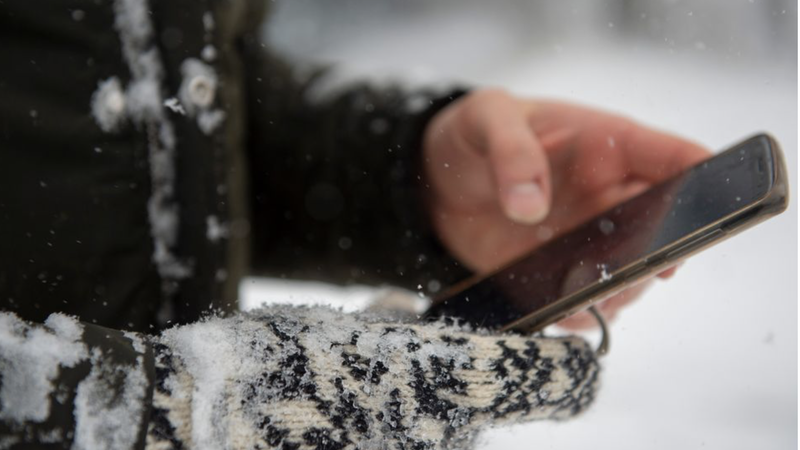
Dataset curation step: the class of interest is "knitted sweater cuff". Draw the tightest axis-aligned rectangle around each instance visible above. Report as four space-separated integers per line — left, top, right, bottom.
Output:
144 306 599 450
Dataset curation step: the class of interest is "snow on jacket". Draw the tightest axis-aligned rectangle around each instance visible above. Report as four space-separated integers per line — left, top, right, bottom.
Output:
0 0 469 331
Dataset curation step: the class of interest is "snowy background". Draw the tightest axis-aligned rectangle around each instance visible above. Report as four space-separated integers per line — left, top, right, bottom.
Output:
241 1 798 449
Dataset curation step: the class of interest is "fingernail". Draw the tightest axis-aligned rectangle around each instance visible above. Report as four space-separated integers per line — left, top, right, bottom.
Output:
505 182 549 224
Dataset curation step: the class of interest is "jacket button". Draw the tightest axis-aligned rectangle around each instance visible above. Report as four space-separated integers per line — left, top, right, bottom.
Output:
187 75 215 108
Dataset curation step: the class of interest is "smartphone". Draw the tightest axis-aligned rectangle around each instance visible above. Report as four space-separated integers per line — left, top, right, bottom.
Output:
423 133 789 333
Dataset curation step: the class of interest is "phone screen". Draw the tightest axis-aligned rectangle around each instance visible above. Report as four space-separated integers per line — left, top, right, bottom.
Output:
426 135 776 330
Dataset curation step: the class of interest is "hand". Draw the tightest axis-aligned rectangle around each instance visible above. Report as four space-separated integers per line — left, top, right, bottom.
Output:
422 89 710 327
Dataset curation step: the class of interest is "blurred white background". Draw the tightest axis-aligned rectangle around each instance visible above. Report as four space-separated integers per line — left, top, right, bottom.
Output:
241 1 798 449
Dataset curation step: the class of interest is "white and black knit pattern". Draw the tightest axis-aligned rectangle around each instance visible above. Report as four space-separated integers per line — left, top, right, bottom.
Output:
145 306 599 450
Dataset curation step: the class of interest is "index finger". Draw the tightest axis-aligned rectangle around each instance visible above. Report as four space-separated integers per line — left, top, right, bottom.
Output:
620 123 712 183
528 101 712 184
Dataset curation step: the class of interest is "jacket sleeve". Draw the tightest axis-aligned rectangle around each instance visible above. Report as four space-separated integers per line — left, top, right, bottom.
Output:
240 5 473 293
0 312 154 450
0 307 599 450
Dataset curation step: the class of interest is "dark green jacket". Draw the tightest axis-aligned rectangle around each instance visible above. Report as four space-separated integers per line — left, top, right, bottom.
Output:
0 0 470 332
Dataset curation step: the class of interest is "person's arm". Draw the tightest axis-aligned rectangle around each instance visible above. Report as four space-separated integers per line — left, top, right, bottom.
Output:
421 94 712 325
0 313 154 449
0 309 598 449
240 4 472 292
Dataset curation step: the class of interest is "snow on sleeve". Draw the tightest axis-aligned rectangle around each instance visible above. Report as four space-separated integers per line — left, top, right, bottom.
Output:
0 312 88 424
123 330 147 354
146 304 600 449
72 349 149 450
159 317 242 450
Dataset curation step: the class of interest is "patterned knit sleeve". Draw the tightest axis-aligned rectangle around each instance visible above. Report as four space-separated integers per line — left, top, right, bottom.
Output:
0 307 598 450
146 306 599 450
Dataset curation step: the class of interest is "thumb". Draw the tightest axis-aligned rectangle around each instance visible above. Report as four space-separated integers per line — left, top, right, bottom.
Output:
459 91 553 224
489 122 552 225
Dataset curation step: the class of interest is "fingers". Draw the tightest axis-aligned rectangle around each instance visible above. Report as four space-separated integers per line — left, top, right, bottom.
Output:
620 126 712 183
657 265 679 279
489 122 550 224
557 281 652 330
557 262 680 331
528 101 712 186
457 90 553 224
